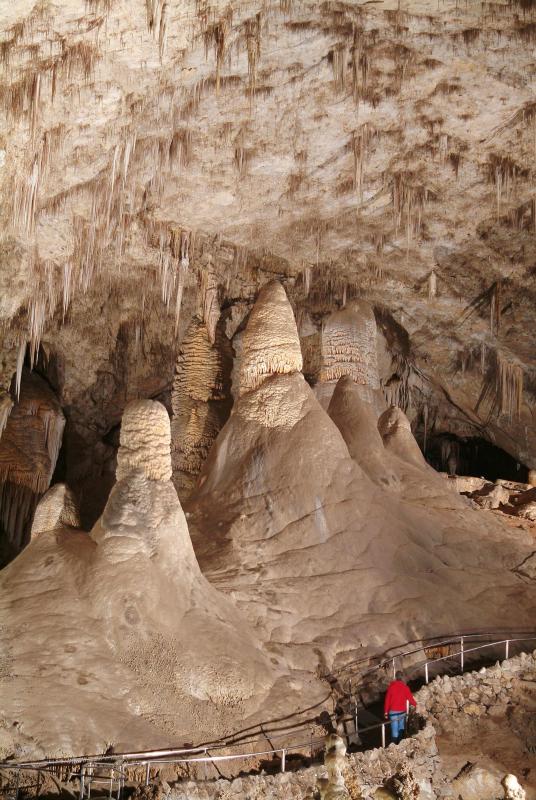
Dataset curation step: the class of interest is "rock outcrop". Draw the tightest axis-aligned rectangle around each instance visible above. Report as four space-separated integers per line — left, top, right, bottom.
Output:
30 483 80 537
238 280 303 396
171 318 233 499
188 281 536 676
0 398 278 758
0 369 65 565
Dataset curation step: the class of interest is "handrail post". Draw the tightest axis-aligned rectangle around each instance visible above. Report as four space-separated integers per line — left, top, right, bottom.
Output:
425 662 429 684
14 768 20 800
354 700 359 741
281 749 286 773
108 769 113 800
505 640 510 661
79 764 85 800
392 658 396 679
145 763 150 787
87 764 92 800
460 636 464 672
381 723 386 748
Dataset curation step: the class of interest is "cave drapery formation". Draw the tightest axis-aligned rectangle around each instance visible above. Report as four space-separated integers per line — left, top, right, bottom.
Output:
1 0 536 763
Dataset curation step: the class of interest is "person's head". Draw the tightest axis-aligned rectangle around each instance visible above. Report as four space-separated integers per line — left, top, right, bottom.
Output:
395 670 405 682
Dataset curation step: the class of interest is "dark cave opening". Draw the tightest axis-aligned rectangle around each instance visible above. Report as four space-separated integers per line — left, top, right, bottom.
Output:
425 433 528 483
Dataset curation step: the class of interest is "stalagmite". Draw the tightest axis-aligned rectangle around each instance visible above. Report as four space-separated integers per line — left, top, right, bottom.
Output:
30 483 80 538
115 399 172 482
378 406 428 470
316 301 381 409
171 318 233 499
318 734 350 800
428 270 437 300
328 376 399 488
238 280 303 395
503 775 526 800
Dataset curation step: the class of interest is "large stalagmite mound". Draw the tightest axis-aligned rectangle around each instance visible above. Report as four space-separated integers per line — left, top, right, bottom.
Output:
0 399 278 759
188 281 536 672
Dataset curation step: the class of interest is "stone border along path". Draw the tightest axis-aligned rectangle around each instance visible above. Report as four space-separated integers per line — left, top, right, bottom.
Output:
1 631 535 799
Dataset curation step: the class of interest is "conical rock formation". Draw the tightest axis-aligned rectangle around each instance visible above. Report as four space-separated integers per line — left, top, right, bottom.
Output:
238 280 303 396
30 483 80 538
328 376 399 489
188 283 536 677
0 399 277 758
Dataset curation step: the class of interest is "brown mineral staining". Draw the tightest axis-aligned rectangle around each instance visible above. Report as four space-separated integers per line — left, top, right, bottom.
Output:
171 318 232 497
116 399 172 483
239 280 303 396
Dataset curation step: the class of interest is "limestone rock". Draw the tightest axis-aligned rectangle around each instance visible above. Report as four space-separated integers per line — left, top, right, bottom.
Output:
503 774 527 800
30 483 80 537
238 281 302 396
378 406 428 471
0 369 65 564
170 318 233 499
116 399 172 482
328 376 399 489
316 301 381 410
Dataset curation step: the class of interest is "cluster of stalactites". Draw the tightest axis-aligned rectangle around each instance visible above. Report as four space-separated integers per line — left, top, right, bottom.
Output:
238 281 303 396
0 369 65 561
497 354 523 420
171 318 232 491
116 399 172 483
319 301 380 389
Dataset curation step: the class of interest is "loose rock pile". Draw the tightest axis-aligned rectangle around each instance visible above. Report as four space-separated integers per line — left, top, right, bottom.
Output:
416 650 536 730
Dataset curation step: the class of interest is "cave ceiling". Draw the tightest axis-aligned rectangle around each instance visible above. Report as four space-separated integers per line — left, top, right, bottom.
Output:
1 0 536 469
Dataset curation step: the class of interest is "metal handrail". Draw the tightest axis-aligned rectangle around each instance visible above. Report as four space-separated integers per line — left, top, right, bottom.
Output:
2 629 535 786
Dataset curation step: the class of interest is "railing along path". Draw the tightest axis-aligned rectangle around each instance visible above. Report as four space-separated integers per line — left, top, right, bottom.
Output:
2 630 535 799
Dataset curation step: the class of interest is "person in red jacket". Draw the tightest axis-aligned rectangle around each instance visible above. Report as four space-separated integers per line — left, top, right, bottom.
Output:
384 671 417 744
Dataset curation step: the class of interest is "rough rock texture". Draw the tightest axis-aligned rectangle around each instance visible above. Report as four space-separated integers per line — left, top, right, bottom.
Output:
0 399 279 758
328 376 399 489
238 280 303 395
316 302 381 410
166 726 440 800
30 482 80 537
187 283 536 676
0 368 65 564
4 0 536 473
171 318 233 499
116 399 172 482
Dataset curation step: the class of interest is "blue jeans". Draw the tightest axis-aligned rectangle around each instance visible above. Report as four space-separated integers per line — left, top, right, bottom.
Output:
389 711 406 740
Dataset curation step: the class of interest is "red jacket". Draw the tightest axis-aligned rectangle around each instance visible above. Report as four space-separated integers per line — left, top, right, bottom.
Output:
384 680 417 714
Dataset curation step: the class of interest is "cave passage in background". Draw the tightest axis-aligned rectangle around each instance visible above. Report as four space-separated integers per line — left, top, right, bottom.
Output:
425 433 528 483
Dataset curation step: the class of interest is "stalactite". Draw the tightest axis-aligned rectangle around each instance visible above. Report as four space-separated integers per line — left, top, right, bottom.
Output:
390 171 434 244
201 270 220 345
204 10 233 92
319 302 380 388
496 354 523 420
330 43 347 92
490 280 502 335
428 269 437 299
171 319 233 499
146 0 168 58
351 124 374 204
15 342 26 400
0 370 65 560
245 14 261 97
